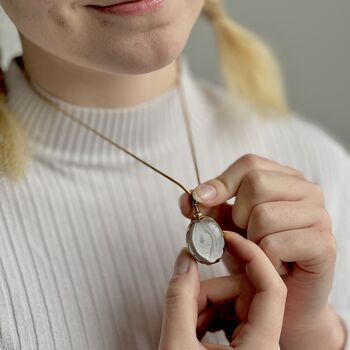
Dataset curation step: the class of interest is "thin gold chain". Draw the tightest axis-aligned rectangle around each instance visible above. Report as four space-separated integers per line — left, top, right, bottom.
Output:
16 56 201 196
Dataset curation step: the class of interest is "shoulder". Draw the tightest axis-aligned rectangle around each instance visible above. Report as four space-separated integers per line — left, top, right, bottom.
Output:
196 78 350 212
198 78 350 183
273 114 350 215
271 112 349 169
267 112 350 188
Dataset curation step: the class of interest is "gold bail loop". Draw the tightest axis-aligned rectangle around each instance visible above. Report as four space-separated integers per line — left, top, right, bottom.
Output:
190 190 203 220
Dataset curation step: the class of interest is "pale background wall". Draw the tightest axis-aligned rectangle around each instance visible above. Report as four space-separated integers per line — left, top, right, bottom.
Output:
1 1 349 150
184 0 350 150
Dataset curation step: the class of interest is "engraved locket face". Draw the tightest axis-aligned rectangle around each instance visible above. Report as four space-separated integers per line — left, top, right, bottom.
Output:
186 214 225 265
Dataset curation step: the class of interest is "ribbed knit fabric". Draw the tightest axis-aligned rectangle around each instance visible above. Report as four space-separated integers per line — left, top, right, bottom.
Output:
0 55 349 350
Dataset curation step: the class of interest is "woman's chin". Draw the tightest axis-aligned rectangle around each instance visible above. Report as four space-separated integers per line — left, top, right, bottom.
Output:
118 50 183 74
90 36 186 75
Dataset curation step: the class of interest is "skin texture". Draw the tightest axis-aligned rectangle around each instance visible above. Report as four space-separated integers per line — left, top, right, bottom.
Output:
179 153 346 349
0 1 347 347
0 0 204 107
159 233 287 350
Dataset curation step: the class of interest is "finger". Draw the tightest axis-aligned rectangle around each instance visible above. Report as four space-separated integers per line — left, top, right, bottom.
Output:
222 248 246 275
224 231 285 292
224 231 287 343
178 191 220 219
197 307 217 340
179 193 246 234
232 170 324 229
158 248 199 349
198 276 254 321
247 202 332 243
198 276 240 313
191 153 306 206
258 228 337 276
196 287 254 342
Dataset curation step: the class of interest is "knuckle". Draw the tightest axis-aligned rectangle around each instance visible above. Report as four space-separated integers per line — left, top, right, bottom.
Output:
251 203 272 227
274 280 288 301
259 235 277 258
319 209 333 230
313 182 323 194
323 233 337 259
315 231 337 263
248 204 271 240
312 182 325 203
290 167 306 179
239 153 262 170
243 170 266 197
266 269 288 300
215 175 233 195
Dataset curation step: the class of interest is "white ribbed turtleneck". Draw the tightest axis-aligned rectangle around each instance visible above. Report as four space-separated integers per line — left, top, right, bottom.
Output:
1 55 350 350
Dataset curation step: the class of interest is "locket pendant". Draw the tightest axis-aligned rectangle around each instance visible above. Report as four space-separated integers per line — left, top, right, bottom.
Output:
186 194 225 265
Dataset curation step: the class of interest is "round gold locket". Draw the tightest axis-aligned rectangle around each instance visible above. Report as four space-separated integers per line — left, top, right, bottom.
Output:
186 196 225 265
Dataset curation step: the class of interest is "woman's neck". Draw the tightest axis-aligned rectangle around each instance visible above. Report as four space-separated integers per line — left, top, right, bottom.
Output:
20 36 178 109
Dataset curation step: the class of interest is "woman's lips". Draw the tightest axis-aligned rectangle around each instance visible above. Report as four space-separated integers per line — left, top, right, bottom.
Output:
87 0 168 16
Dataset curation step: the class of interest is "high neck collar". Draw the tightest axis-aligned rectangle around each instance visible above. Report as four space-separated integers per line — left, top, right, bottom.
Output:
4 55 215 167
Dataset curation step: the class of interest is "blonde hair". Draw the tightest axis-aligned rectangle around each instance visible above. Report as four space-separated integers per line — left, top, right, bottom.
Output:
0 70 31 182
202 0 289 116
0 0 289 182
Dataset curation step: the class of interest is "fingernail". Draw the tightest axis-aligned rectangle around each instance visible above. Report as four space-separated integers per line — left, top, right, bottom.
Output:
193 183 217 202
173 248 191 275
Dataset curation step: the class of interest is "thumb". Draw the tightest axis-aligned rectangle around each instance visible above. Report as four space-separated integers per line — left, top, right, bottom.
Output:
158 248 200 349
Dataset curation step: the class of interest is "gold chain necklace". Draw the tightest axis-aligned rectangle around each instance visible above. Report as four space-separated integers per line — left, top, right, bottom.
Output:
16 56 225 265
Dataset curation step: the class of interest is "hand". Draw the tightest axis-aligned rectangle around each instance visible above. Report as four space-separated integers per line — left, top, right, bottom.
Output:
158 231 287 350
179 153 346 349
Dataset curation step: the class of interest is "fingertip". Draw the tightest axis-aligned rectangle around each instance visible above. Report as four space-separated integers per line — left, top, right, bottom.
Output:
173 247 196 276
192 182 218 203
178 193 193 217
169 248 199 298
182 247 198 266
178 192 187 206
177 193 186 209
162 248 200 344
223 230 245 260
223 230 246 244
223 230 263 264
